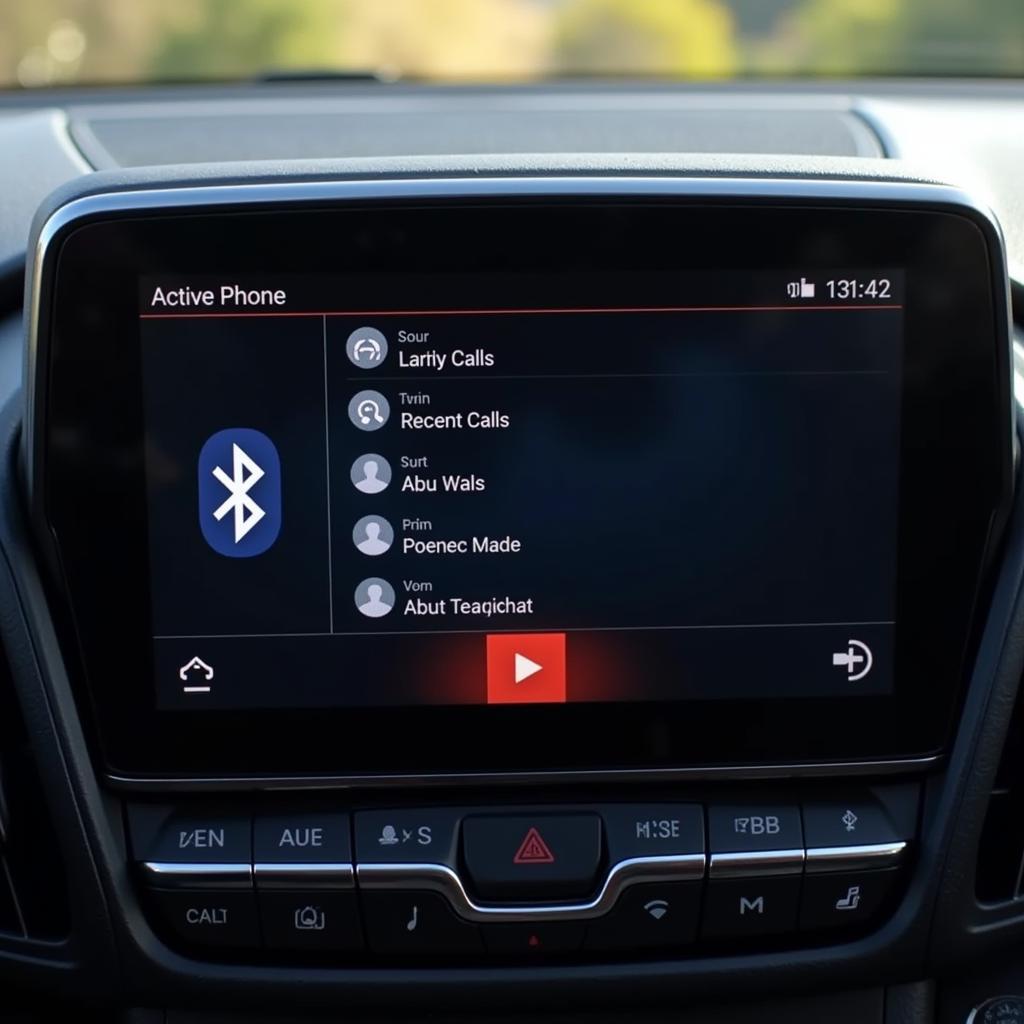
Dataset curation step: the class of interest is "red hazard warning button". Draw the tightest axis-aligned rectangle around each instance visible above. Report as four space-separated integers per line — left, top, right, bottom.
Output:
513 827 556 865
461 814 602 901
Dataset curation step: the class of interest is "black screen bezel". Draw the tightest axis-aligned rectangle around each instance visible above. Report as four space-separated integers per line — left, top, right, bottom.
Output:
31 191 1012 779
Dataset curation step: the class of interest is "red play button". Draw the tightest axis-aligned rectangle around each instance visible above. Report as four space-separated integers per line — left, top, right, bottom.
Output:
486 633 566 704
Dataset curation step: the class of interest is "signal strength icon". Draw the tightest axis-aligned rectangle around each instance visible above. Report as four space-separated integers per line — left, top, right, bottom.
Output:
786 277 816 299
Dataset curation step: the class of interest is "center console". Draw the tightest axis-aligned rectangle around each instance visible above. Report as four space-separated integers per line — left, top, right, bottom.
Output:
129 788 916 960
22 175 1013 976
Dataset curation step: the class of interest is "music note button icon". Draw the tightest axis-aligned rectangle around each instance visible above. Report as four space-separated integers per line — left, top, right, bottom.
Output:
361 892 483 954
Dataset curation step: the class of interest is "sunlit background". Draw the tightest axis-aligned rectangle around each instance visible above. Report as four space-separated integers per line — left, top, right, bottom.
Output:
1 0 1022 88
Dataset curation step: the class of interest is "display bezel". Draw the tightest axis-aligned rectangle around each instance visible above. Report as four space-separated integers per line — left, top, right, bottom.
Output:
26 178 1013 782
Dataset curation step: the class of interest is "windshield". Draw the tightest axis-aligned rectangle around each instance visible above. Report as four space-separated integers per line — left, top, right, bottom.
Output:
2 0 1022 88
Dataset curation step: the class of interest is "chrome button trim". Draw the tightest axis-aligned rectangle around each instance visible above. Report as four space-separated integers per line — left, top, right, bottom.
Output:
253 862 355 889
804 841 908 874
708 849 805 879
104 755 940 792
140 861 253 889
357 853 705 923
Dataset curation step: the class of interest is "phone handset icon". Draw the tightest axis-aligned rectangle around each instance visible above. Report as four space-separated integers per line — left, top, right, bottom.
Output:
348 390 390 432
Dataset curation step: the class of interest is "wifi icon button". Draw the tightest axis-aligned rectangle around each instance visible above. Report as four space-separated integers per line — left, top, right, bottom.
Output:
584 885 701 951
644 899 670 920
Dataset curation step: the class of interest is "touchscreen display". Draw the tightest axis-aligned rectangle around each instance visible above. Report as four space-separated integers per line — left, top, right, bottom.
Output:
139 268 903 710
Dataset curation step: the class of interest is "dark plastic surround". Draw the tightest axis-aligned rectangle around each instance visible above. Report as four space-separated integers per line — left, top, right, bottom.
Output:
27 181 1013 780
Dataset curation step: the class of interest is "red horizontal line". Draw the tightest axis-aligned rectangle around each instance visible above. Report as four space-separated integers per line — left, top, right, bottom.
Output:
138 303 903 320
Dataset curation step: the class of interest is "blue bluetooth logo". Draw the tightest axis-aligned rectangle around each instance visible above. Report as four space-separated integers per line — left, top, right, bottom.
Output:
198 428 282 557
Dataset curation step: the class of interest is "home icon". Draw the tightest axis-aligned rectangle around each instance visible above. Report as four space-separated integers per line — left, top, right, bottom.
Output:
178 656 214 683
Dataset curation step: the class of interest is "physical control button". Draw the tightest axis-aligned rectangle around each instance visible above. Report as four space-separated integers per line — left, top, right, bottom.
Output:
602 805 704 866
802 786 917 873
258 891 363 951
461 814 602 901
585 882 701 951
130 806 251 862
708 805 803 877
482 922 585 955
149 889 259 948
799 869 900 931
254 812 353 888
361 891 482 955
702 876 801 940
354 809 461 866
129 805 252 887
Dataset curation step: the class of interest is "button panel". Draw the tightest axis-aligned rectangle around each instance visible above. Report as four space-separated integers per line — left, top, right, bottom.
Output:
130 788 917 959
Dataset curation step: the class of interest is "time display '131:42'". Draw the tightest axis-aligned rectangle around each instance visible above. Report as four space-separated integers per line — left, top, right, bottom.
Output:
826 278 893 300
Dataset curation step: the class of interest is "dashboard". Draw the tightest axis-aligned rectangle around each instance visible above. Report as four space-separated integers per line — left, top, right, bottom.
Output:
1 80 1024 1024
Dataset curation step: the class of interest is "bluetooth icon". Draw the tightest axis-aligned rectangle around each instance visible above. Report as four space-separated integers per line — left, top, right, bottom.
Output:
212 443 266 543
198 428 282 558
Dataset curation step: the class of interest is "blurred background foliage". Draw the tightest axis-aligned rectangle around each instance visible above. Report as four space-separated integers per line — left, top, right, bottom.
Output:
0 0 1021 87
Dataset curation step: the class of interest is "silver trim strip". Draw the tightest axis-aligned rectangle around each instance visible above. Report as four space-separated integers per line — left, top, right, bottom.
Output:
709 849 805 879
104 756 940 792
140 861 252 889
357 853 705 923
804 840 907 874
253 862 355 889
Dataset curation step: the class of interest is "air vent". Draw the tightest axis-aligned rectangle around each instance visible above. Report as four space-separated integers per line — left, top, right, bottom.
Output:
0 653 69 942
976 685 1024 903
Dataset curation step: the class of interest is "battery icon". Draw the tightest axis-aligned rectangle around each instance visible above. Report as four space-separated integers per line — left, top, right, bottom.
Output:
786 278 816 299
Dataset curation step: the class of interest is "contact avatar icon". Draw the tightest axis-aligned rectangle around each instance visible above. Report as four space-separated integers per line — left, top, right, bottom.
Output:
355 577 395 618
351 454 391 494
353 515 394 556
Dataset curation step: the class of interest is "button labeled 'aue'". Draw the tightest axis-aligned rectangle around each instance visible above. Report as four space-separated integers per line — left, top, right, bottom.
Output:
255 812 352 864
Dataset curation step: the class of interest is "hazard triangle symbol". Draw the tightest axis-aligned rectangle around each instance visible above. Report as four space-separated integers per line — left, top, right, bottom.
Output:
513 826 555 864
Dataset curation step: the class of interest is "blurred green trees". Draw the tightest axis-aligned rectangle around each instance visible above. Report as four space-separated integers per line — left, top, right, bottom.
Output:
553 0 737 78
769 0 1024 75
0 0 1020 87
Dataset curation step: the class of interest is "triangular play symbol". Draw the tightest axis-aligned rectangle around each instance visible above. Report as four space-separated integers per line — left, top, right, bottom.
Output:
514 653 543 684
513 826 555 864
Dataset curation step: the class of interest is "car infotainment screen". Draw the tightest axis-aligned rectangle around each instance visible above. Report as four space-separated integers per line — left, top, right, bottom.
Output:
34 190 1010 775
139 269 903 710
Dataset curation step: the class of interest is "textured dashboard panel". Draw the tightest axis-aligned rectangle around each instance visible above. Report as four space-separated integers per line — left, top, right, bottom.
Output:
69 96 882 167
